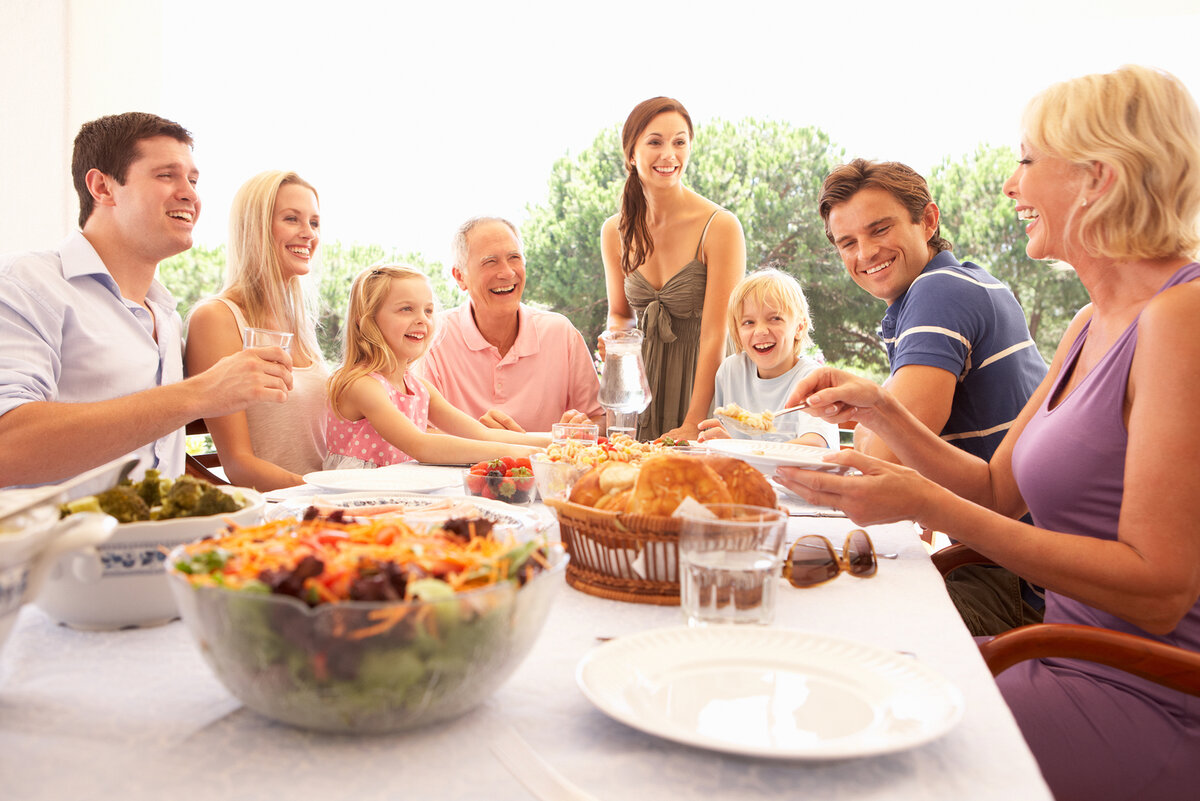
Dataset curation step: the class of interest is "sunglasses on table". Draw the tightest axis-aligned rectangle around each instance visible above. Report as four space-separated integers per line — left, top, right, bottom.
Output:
782 529 877 588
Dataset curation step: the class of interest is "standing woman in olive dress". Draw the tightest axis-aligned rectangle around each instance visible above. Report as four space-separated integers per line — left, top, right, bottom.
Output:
601 97 746 442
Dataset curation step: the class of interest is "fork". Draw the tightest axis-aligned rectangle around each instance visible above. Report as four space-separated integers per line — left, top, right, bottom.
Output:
490 725 601 801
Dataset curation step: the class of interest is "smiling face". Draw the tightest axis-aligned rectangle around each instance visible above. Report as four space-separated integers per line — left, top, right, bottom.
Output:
630 111 691 187
737 296 804 379
827 187 939 305
271 183 320 278
104 135 201 263
375 275 436 365
1003 143 1086 262
453 220 526 323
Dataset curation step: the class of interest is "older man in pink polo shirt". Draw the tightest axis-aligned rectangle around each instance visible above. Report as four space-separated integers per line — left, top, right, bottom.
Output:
420 217 603 433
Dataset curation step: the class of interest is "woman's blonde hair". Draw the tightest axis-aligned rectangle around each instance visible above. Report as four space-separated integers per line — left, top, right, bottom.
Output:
1023 65 1200 261
326 265 434 419
220 170 323 362
726 268 815 359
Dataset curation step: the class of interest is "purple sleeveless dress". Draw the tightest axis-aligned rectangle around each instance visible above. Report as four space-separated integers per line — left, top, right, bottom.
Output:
1007 263 1200 800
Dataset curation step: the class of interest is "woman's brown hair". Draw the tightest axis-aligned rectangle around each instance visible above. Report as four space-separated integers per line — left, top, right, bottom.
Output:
618 97 694 274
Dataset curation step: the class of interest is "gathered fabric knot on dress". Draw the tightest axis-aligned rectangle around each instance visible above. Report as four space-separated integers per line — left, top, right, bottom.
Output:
640 296 677 344
624 260 709 439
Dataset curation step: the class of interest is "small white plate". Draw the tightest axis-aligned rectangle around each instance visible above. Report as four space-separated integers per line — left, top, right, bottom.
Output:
704 439 854 474
577 626 963 760
269 491 543 531
302 464 462 493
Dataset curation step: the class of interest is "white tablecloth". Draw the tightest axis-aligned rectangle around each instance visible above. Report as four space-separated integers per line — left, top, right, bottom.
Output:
0 483 1051 800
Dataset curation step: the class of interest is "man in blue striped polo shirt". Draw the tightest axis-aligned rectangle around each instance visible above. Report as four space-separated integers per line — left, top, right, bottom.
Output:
819 158 1048 634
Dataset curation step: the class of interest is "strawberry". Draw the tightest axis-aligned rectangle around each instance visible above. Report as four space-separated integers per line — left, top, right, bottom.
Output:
514 456 532 471
499 456 518 471
497 477 517 499
465 473 486 493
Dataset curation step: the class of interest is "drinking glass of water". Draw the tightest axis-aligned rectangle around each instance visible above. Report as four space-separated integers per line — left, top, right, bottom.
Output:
242 327 293 350
677 504 789 627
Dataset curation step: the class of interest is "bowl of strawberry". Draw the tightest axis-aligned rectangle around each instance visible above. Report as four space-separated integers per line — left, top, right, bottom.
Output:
463 457 536 504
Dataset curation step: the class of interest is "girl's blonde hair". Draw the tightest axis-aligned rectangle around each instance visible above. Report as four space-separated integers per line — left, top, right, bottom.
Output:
327 265 434 419
727 268 815 358
1023 64 1200 261
219 170 323 362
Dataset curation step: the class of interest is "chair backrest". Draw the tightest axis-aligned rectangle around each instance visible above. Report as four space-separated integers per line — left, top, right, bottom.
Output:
184 419 228 485
979 623 1200 697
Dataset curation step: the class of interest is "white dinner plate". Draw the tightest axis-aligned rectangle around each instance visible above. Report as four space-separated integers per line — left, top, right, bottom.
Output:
577 626 963 760
268 492 543 531
302 464 462 493
704 439 855 475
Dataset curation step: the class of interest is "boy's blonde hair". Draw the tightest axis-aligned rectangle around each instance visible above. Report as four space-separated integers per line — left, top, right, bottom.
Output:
1023 64 1200 261
327 264 434 419
726 268 815 359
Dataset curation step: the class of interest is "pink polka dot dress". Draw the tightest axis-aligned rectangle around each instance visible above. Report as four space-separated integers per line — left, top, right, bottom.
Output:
323 372 430 469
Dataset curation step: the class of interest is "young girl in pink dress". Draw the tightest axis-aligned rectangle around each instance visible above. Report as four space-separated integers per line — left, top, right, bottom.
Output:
324 266 547 468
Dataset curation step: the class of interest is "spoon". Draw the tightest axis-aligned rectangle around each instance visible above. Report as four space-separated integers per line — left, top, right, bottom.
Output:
0 455 140 524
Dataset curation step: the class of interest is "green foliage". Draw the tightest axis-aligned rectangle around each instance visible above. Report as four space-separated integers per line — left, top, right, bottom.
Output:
158 135 1087 387
159 243 459 365
158 243 228 323
314 242 460 364
687 119 883 372
522 118 889 372
929 145 1088 361
520 125 625 347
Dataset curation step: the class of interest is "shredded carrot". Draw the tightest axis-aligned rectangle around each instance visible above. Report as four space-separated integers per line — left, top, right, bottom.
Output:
174 513 548 613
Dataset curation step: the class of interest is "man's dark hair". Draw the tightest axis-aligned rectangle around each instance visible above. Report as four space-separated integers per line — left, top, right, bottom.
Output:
818 158 952 254
72 112 193 227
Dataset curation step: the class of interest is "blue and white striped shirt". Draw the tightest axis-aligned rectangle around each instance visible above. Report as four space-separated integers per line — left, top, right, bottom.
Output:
881 251 1047 461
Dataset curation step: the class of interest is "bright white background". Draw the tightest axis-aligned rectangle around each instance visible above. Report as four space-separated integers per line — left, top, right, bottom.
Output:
2 0 1198 263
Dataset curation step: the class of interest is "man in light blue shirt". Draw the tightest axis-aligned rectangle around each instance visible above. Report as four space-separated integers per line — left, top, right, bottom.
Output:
0 112 293 488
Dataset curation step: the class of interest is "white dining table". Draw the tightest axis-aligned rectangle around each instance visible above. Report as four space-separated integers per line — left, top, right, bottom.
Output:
0 473 1052 801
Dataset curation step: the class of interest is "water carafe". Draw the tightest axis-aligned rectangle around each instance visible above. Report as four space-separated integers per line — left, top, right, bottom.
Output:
598 329 652 436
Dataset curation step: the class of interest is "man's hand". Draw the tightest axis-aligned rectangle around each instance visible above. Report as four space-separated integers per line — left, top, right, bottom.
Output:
557 409 591 426
479 409 526 432
193 347 293 417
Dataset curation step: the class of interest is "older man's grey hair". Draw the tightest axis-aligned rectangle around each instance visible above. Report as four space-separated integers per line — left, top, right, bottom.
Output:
450 216 524 273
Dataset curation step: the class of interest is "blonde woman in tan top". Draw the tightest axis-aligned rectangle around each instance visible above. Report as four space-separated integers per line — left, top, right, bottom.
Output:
185 170 329 490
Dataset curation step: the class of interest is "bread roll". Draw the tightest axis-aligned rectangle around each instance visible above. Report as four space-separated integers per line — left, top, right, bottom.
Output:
627 454 732 516
701 455 777 509
569 460 638 507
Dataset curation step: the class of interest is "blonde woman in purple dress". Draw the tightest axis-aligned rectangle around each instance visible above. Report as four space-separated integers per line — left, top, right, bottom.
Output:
777 65 1200 801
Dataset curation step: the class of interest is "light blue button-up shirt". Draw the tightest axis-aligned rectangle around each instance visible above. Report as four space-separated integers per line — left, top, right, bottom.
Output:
0 232 186 485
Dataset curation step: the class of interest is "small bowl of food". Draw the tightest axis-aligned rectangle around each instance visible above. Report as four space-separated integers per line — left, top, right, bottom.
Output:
166 511 566 733
530 453 584 502
35 471 265 630
463 458 535 505
0 496 117 655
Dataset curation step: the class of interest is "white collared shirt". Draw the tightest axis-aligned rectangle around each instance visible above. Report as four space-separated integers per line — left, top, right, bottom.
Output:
0 231 186 484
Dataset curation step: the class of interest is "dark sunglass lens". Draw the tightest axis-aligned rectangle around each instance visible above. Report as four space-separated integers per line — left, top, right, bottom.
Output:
845 530 877 577
788 537 839 586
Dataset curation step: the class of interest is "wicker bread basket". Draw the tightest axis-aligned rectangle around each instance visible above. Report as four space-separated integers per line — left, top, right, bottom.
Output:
544 498 682 605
